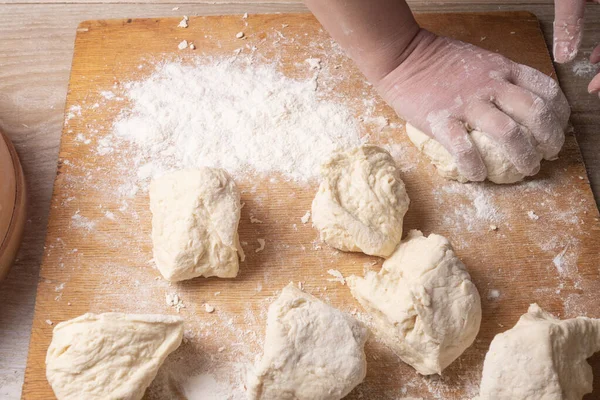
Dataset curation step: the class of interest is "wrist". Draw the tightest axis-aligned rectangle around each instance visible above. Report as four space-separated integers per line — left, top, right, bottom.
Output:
373 29 439 106
352 22 422 84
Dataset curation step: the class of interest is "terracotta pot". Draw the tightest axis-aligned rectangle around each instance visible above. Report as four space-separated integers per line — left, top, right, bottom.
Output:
0 131 26 281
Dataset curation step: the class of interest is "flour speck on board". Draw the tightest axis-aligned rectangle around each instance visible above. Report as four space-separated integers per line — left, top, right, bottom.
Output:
300 211 311 224
255 238 266 253
572 60 597 77
327 269 345 285
71 211 96 231
165 293 185 313
181 373 241 399
178 16 189 28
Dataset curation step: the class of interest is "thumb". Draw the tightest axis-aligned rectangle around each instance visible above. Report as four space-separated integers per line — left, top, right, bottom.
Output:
553 0 586 63
589 44 600 94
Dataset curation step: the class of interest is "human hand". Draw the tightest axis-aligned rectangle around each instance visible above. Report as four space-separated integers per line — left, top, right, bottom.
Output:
375 30 571 181
554 0 600 94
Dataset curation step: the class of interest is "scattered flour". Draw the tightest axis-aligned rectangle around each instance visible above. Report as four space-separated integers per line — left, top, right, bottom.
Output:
71 211 97 231
178 16 189 28
572 60 597 77
255 238 266 253
204 303 215 313
165 293 186 313
327 269 345 285
111 58 363 184
181 373 241 399
527 210 539 220
249 214 263 224
300 211 311 224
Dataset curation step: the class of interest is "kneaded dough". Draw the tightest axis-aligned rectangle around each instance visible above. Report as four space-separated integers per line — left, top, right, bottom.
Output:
46 313 184 400
248 283 369 400
311 145 410 258
477 304 600 400
405 123 554 184
347 230 481 375
149 168 244 281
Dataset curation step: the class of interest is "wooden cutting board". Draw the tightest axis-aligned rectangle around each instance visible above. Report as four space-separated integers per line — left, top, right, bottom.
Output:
22 12 600 399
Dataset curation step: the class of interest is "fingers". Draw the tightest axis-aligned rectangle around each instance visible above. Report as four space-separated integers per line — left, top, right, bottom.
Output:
588 44 600 94
430 119 487 181
466 103 540 176
493 83 565 159
591 43 600 64
553 0 586 63
511 64 571 129
589 73 600 94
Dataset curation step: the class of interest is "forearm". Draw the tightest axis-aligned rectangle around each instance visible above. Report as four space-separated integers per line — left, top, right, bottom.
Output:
304 0 420 83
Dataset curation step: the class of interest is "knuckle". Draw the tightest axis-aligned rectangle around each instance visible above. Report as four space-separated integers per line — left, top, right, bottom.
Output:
530 96 547 114
497 120 521 141
449 134 475 157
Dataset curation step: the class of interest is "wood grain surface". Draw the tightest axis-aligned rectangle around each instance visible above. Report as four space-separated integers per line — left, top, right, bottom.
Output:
17 12 600 399
1 2 599 399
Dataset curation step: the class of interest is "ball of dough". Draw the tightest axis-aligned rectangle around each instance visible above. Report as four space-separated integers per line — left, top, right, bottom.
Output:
311 145 410 258
405 123 554 184
477 304 600 400
347 230 481 375
247 283 368 400
46 313 183 400
149 168 244 282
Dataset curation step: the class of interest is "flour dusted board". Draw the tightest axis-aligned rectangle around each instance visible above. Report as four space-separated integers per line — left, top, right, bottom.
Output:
23 12 600 399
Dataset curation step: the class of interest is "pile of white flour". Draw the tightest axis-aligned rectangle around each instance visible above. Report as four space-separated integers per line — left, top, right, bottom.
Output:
112 57 364 183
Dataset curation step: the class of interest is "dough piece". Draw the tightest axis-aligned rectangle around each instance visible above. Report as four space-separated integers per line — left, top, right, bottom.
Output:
477 304 600 400
405 123 555 184
248 283 368 400
149 168 244 281
311 145 410 258
46 313 184 400
347 230 481 375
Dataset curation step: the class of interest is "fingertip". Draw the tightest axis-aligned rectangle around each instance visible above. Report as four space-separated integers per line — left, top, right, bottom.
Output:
588 74 600 94
526 160 541 177
589 44 600 64
465 166 487 182
456 150 487 182
553 41 579 64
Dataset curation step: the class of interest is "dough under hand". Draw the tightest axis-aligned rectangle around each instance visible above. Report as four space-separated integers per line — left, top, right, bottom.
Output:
248 283 368 400
405 123 557 184
477 304 600 400
348 230 481 375
311 145 410 258
149 168 244 282
46 313 184 400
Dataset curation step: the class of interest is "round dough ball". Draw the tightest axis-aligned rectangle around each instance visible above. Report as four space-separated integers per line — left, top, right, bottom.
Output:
405 123 553 184
311 145 410 258
477 304 600 399
348 230 481 375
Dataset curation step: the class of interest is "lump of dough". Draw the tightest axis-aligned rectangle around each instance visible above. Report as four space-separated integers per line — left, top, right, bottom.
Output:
311 145 410 258
405 123 553 184
46 313 184 400
248 283 368 400
347 230 481 375
477 304 600 400
149 168 244 281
